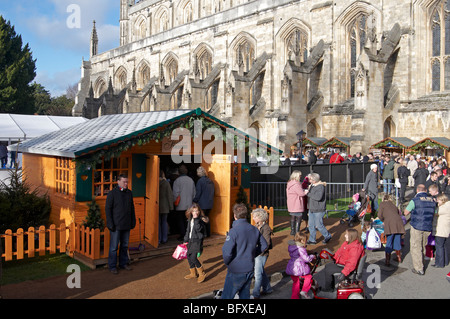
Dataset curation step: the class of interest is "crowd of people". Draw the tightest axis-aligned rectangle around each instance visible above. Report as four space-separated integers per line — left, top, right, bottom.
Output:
103 152 449 299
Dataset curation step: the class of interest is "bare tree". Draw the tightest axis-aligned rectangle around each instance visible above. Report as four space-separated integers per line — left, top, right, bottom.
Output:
65 83 78 101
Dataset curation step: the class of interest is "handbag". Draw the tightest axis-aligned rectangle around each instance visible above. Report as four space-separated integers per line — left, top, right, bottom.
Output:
367 227 381 250
172 243 187 260
174 195 181 206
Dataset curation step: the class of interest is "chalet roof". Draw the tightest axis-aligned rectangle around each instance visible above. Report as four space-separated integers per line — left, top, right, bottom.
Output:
411 137 450 150
0 114 88 141
371 137 417 149
12 109 281 158
321 136 351 147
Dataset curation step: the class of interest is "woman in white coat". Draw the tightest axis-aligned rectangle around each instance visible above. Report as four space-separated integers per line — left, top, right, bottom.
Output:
433 194 450 268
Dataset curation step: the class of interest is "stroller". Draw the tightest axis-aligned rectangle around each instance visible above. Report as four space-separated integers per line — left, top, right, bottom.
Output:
340 190 371 227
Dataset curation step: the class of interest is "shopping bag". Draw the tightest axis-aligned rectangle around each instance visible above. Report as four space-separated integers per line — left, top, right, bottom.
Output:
172 244 187 260
367 227 381 250
174 195 181 206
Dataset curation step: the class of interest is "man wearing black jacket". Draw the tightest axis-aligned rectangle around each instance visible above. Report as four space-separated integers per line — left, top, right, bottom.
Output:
397 158 410 203
106 174 136 274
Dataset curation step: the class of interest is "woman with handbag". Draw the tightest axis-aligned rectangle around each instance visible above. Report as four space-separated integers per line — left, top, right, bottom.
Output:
183 203 209 283
286 170 308 235
377 194 405 266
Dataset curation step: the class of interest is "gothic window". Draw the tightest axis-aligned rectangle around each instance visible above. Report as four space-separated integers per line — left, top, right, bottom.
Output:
138 63 150 90
94 78 107 98
115 68 128 91
166 58 178 85
236 40 255 73
136 17 147 39
286 29 308 66
184 2 193 24
430 0 450 91
195 47 213 81
349 13 368 97
158 10 169 33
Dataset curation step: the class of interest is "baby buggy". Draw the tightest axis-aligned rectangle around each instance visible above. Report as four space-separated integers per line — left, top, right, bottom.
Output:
340 190 371 227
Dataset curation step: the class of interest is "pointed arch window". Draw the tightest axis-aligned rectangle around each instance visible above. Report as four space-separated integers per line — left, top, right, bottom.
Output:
286 29 308 66
430 1 450 91
349 13 368 97
184 2 193 24
236 40 255 73
195 48 212 81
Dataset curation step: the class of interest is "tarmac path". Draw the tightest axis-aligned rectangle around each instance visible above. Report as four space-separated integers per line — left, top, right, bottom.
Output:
1 214 449 300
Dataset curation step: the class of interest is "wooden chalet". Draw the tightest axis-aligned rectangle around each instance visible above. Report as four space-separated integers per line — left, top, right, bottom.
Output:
410 137 450 162
13 109 280 250
370 137 416 157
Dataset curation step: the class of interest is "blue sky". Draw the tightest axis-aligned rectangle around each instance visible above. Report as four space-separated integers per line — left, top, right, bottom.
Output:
0 0 120 97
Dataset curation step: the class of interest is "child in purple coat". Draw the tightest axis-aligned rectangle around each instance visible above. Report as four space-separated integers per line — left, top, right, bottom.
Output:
286 232 315 299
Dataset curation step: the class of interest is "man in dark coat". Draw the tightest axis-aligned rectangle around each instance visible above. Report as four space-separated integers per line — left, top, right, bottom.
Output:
106 174 136 274
397 159 410 203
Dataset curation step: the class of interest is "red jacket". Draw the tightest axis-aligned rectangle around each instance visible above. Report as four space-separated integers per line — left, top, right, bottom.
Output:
330 153 344 164
333 240 365 276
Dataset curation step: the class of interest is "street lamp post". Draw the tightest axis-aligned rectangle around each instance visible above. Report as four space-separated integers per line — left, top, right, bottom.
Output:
296 130 306 164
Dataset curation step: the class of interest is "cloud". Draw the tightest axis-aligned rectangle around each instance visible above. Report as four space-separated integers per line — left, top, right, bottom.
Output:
24 0 119 55
36 67 81 97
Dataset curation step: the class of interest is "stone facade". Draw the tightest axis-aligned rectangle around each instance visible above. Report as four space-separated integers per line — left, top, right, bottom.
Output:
73 0 450 155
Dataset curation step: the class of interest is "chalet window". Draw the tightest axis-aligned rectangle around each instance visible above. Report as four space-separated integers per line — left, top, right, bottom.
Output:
56 157 72 195
430 0 450 91
93 157 130 197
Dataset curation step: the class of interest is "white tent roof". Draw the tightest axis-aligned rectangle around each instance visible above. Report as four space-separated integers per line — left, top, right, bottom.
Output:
0 114 88 141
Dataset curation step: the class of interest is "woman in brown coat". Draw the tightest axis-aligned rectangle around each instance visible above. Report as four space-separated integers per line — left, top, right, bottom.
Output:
377 194 405 266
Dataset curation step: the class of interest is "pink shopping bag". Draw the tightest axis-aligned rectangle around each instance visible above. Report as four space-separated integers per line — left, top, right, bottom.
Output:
172 243 188 260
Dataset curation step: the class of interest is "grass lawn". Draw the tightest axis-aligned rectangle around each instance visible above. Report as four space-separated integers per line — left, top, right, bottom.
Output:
0 253 90 286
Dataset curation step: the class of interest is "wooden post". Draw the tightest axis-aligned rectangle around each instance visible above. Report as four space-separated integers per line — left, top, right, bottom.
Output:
49 224 56 254
39 226 46 256
59 223 66 253
17 228 24 260
5 229 12 261
92 228 100 260
28 227 35 258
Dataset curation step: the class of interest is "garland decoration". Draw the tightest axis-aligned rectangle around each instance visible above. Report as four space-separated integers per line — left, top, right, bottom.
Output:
74 114 267 172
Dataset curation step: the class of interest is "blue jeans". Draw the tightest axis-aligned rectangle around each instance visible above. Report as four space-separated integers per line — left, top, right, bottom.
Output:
385 234 402 254
108 229 130 270
308 211 330 243
222 270 254 299
253 255 272 298
383 179 393 194
435 236 449 268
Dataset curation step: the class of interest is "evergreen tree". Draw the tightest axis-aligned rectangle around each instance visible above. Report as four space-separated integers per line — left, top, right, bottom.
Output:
0 168 51 234
82 198 105 230
0 16 37 114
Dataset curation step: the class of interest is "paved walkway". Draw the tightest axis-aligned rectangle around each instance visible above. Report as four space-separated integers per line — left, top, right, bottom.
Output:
2 213 449 299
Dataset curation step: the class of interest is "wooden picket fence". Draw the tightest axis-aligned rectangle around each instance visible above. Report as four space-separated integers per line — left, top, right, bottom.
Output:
1 224 67 261
1 223 110 262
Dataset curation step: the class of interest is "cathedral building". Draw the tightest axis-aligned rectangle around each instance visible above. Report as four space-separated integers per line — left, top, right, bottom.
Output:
72 0 449 155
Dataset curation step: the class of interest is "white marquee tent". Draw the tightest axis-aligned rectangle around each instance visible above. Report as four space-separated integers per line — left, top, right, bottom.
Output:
0 114 88 143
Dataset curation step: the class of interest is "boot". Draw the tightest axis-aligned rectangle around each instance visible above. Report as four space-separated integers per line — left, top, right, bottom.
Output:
395 250 402 263
290 221 296 235
385 253 391 266
196 266 207 283
295 221 301 234
184 268 197 280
